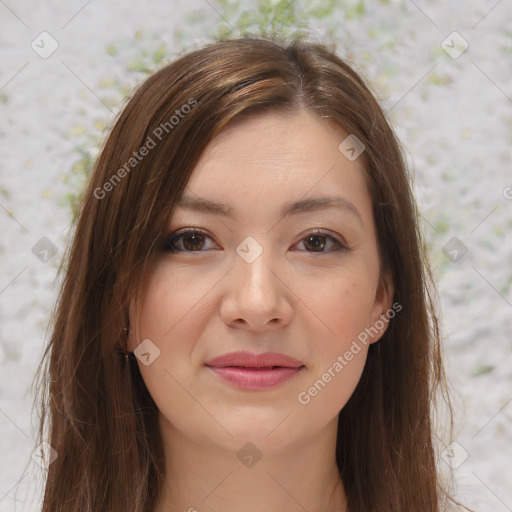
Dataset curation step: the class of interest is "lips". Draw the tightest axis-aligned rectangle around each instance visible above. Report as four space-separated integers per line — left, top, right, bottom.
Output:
205 351 304 369
205 351 305 390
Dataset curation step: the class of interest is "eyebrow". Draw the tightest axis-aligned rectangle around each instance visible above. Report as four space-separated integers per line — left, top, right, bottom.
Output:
175 194 363 225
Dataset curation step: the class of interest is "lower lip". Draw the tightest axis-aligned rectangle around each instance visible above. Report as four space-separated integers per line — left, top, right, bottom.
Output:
206 366 304 390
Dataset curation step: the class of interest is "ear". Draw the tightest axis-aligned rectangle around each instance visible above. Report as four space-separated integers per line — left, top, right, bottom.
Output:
368 270 395 344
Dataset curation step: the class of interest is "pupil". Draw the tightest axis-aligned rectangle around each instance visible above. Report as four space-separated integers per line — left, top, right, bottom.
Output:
306 235 325 252
184 233 204 251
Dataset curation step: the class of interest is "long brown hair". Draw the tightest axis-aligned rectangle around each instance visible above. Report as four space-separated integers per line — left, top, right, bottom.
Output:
34 36 458 511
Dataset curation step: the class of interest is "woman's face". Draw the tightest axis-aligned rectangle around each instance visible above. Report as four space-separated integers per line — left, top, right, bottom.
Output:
129 109 393 453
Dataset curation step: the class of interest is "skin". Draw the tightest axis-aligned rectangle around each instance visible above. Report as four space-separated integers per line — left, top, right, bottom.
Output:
128 109 394 512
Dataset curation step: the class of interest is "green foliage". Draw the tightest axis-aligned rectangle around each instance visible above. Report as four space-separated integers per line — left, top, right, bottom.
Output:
214 0 339 40
61 138 101 223
471 364 495 376
105 43 118 56
0 184 10 198
61 0 344 221
127 43 167 73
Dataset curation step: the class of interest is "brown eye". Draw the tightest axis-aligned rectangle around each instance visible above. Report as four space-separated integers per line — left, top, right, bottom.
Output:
303 234 329 252
294 231 348 254
163 229 217 252
180 232 206 251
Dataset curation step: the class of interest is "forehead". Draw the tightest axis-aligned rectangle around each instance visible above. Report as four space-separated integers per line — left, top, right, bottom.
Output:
177 110 372 225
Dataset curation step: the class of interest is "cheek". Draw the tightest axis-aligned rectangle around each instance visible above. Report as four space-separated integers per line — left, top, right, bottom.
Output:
293 274 374 416
128 265 215 432
303 270 376 348
133 264 212 342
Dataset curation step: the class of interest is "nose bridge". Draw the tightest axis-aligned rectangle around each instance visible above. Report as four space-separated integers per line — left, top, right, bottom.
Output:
234 235 277 294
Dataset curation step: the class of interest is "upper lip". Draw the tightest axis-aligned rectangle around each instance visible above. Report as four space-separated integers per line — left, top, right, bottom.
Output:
205 351 304 368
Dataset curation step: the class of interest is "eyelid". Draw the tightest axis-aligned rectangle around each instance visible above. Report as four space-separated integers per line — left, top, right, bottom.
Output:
294 228 349 249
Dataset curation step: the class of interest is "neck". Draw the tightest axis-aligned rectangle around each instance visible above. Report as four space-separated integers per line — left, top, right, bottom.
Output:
153 413 348 512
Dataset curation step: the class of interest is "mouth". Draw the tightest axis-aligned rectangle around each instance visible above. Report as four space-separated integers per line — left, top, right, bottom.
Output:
204 351 305 390
206 365 305 390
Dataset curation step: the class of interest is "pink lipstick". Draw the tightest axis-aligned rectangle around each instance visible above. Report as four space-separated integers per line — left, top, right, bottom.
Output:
205 351 305 390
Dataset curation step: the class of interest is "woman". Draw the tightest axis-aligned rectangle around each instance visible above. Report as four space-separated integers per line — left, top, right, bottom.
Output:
34 36 461 511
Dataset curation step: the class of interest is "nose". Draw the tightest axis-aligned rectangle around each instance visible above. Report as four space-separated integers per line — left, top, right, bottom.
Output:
219 246 293 332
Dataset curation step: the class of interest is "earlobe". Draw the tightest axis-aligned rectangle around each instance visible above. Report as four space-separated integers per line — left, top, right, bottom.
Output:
368 271 395 344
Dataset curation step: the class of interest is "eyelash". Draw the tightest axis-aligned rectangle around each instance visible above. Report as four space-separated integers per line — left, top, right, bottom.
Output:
161 228 349 255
